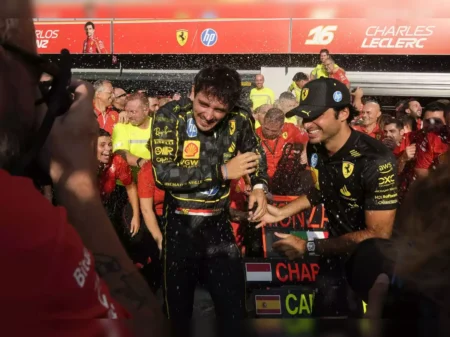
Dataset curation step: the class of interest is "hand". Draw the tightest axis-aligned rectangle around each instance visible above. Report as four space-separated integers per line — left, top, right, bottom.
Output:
253 204 284 228
382 137 397 150
38 80 99 185
118 111 129 124
351 87 364 98
224 152 261 180
300 149 308 165
172 93 181 101
272 232 306 260
138 159 149 168
247 189 267 221
130 216 140 237
404 143 416 160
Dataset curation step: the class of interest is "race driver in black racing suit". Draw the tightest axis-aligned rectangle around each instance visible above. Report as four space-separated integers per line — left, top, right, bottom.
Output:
150 65 269 324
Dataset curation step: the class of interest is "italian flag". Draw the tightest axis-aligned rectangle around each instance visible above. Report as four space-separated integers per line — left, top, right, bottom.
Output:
292 231 329 241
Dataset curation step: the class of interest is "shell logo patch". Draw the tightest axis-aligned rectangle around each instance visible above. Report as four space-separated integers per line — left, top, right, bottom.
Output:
183 141 200 159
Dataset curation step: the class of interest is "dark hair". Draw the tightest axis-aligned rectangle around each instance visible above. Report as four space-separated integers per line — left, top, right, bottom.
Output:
193 65 242 110
279 91 296 100
384 118 404 130
85 21 95 29
319 49 330 55
292 72 308 82
423 101 446 118
401 115 417 132
333 104 358 122
98 128 111 137
264 108 285 125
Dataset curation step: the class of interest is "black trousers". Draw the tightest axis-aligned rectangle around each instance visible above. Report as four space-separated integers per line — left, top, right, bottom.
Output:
162 211 247 321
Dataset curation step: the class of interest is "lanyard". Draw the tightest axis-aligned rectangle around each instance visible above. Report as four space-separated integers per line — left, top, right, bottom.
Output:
262 138 280 156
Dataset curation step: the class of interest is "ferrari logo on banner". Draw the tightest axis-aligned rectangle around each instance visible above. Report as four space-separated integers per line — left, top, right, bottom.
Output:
342 161 354 179
176 29 189 46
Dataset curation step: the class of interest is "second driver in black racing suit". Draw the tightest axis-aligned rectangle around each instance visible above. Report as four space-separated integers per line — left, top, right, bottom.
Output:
150 65 269 322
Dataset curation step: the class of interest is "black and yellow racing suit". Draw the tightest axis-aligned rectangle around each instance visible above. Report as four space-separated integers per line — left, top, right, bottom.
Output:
305 129 398 317
150 99 268 320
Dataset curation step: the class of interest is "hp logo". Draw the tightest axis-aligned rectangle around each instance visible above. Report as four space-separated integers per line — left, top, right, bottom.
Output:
201 28 218 47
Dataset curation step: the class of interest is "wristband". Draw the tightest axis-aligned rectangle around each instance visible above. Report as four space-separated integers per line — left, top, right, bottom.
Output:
221 164 228 180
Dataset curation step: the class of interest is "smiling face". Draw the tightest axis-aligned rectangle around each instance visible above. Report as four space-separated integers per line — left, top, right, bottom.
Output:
97 136 112 164
192 90 229 132
303 108 348 145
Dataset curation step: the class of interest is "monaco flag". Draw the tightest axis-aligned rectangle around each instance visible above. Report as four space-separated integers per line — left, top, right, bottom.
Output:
245 263 272 282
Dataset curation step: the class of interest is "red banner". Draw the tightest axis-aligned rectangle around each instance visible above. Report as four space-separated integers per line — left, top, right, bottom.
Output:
291 19 450 55
112 19 290 54
34 19 450 55
34 21 111 54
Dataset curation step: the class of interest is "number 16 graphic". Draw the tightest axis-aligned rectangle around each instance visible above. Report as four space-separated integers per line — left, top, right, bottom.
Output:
305 25 338 45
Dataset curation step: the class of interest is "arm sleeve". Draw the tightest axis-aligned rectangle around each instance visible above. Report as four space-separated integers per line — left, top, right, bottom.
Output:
113 155 133 186
363 156 398 210
137 162 155 199
97 38 108 54
112 124 130 152
150 103 223 192
304 168 323 206
235 111 269 187
338 71 350 85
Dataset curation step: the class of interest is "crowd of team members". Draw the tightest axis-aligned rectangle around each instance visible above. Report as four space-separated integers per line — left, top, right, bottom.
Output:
92 68 449 287
90 50 450 322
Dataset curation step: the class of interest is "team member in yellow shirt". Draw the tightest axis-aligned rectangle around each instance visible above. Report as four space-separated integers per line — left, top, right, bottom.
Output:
288 72 309 103
250 74 275 110
113 93 152 180
310 49 340 80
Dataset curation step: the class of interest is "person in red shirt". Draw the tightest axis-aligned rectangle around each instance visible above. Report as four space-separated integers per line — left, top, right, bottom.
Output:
256 107 308 180
415 102 449 180
324 57 350 89
1 9 164 335
353 101 384 140
83 21 108 54
0 170 133 336
403 98 423 130
94 80 119 134
97 128 140 237
383 118 416 203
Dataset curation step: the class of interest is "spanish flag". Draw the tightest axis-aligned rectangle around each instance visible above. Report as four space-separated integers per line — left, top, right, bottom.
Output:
255 295 282 315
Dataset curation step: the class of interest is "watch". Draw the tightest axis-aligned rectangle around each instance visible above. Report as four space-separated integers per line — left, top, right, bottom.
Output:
306 241 317 255
253 183 269 194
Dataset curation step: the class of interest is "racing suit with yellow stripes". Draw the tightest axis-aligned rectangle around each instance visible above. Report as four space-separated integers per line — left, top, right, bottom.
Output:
150 99 269 320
